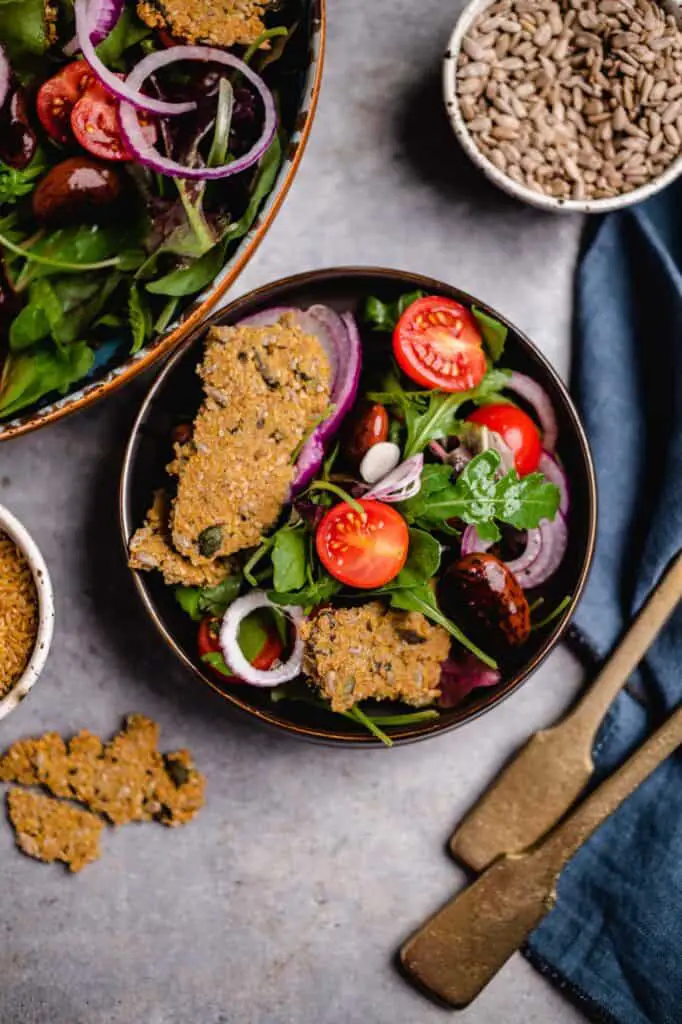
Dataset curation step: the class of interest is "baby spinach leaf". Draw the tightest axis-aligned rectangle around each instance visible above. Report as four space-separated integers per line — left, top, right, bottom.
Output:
128 283 153 354
472 306 507 362
14 220 146 287
363 290 426 332
146 242 226 297
175 573 242 621
95 5 152 67
0 0 51 69
397 528 441 587
272 528 307 593
401 451 560 540
11 275 121 351
0 342 95 418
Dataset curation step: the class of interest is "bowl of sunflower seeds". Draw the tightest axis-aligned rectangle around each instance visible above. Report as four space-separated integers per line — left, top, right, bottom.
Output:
444 0 682 211
0 505 54 720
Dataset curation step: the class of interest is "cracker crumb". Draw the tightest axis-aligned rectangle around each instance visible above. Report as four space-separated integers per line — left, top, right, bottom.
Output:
7 789 104 873
136 0 271 48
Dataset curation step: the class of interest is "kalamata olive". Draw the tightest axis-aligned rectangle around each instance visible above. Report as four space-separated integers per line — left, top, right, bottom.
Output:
439 552 531 649
342 402 389 468
0 88 37 170
32 157 122 226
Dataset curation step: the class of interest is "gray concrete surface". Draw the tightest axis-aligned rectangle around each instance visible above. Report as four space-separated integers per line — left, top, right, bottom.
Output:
0 1 589 1021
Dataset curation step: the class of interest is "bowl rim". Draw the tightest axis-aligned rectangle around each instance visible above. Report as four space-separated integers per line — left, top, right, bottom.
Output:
119 265 598 747
0 503 55 721
442 0 682 214
0 0 327 443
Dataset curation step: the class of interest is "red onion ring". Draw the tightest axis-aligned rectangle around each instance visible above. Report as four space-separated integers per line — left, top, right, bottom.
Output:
460 513 567 589
365 454 423 502
219 591 304 687
65 0 124 55
538 450 570 515
237 305 362 494
76 0 196 115
119 48 276 178
0 45 9 110
506 371 558 452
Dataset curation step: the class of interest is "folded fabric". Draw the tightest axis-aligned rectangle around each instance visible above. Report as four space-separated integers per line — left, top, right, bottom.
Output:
524 182 682 1024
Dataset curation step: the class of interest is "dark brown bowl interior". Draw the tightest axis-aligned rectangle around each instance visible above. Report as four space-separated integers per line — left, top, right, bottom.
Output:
120 267 597 747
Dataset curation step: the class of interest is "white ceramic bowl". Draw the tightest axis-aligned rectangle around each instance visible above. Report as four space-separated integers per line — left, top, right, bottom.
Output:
443 0 682 213
0 505 54 721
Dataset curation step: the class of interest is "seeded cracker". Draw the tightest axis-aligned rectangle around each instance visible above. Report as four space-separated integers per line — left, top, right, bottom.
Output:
0 715 206 828
169 316 331 566
301 603 451 713
7 789 104 873
136 0 273 48
129 490 235 587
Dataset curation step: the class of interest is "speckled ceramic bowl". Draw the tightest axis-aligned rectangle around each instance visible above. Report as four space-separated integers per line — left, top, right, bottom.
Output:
0 504 55 721
443 0 682 213
120 267 597 748
0 0 325 442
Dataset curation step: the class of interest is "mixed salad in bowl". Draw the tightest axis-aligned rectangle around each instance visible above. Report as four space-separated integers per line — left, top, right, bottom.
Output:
126 283 576 746
0 0 308 419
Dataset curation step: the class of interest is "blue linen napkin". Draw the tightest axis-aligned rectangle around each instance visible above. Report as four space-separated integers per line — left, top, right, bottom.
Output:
523 182 682 1024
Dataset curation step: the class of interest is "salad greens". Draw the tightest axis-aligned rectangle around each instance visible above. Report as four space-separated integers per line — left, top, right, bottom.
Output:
401 451 560 544
165 288 569 745
0 0 299 420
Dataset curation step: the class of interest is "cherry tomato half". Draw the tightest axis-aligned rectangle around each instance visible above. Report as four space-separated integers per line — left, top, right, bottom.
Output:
36 61 97 144
467 404 542 477
71 83 157 161
393 296 487 393
316 499 409 589
198 615 284 679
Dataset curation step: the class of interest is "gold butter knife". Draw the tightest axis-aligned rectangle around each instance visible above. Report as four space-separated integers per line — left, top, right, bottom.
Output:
450 551 682 872
401 702 682 1008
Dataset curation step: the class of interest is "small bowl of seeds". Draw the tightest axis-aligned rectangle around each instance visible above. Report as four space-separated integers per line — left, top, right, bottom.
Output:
444 0 682 211
0 504 54 721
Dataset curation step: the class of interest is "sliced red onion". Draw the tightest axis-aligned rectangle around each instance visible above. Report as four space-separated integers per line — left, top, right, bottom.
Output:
65 0 124 54
506 371 558 452
291 310 361 493
439 654 501 708
365 454 424 503
460 514 567 589
219 591 304 687
237 305 362 493
538 450 570 516
0 45 9 110
76 0 196 115
119 48 276 178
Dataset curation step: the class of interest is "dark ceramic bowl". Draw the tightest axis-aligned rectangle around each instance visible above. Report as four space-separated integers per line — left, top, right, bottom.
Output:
0 0 325 442
120 267 597 747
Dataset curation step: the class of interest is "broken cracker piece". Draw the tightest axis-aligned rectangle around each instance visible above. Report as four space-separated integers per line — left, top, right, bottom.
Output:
153 750 206 827
7 789 104 873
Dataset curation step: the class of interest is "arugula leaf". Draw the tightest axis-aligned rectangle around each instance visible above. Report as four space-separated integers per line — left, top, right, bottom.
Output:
272 528 307 593
268 573 341 608
223 134 282 242
146 242 226 297
389 584 497 668
0 152 46 205
128 283 153 354
363 290 426 332
0 342 95 418
472 307 507 362
369 367 512 460
401 451 560 541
